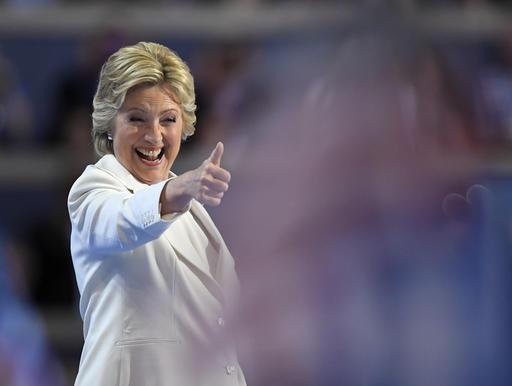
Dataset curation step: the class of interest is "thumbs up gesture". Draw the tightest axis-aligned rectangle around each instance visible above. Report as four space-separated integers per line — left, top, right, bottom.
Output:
195 141 230 206
160 142 231 214
209 141 224 166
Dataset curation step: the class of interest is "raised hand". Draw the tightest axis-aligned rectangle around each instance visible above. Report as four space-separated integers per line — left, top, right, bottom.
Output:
160 142 231 214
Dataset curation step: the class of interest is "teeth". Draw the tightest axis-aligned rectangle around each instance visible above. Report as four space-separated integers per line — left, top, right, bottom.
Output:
137 148 161 157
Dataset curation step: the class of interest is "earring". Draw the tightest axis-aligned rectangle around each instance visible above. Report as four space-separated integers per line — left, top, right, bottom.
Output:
107 133 113 141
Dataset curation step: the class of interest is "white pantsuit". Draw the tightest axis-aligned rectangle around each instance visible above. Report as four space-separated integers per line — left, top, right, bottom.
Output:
68 154 246 386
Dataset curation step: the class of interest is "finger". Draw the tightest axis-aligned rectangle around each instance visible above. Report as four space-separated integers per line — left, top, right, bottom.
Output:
204 197 222 206
208 165 231 183
202 186 225 199
208 142 224 166
206 190 224 200
201 175 229 193
198 189 223 206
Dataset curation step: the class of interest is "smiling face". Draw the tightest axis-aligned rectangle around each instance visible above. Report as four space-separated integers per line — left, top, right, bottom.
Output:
111 83 183 185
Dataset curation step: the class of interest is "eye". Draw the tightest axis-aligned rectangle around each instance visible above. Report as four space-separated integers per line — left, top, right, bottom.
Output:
129 116 144 122
162 116 177 124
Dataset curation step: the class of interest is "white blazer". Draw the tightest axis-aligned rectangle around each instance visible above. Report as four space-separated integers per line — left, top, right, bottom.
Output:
68 154 246 386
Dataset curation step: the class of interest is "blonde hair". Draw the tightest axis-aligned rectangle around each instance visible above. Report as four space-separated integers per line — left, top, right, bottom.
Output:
92 41 196 156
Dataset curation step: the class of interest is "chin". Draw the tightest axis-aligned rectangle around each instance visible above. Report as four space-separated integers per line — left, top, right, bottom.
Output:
132 169 167 185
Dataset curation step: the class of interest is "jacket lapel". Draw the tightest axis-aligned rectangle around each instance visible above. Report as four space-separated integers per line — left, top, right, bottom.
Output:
188 202 238 295
95 154 145 193
162 215 212 280
163 209 226 304
189 202 222 272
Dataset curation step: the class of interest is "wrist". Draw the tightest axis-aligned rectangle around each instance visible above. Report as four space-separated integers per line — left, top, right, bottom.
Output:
160 178 192 215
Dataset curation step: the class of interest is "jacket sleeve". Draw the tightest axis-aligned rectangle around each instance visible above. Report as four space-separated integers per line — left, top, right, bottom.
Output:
68 166 187 253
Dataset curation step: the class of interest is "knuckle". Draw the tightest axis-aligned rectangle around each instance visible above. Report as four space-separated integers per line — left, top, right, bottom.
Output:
198 189 207 202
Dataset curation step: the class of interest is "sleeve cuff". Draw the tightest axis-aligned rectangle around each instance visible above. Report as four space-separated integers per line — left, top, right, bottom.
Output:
160 200 191 222
159 176 192 222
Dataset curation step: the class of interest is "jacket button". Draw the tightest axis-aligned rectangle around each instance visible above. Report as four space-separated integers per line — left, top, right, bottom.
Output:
225 364 236 375
217 317 225 327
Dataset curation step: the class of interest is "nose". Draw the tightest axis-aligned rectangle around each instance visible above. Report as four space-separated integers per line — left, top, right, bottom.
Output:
144 120 163 144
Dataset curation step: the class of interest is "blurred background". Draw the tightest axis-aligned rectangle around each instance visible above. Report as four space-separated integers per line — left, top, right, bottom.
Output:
1 0 512 385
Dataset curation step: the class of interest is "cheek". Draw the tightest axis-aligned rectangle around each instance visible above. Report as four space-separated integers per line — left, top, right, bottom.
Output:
174 141 182 156
113 124 137 148
166 140 181 158
165 126 183 150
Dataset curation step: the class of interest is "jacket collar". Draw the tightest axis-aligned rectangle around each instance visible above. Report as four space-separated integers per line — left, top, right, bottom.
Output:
95 154 173 193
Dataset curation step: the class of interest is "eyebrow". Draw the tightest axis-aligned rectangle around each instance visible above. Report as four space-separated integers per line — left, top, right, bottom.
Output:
124 107 179 115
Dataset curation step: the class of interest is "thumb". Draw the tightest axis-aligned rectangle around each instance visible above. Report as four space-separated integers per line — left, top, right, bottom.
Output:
208 142 224 165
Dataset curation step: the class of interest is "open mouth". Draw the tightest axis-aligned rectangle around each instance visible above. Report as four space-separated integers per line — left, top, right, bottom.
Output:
135 148 165 165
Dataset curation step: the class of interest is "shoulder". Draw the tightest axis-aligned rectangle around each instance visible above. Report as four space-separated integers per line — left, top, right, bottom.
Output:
68 155 128 202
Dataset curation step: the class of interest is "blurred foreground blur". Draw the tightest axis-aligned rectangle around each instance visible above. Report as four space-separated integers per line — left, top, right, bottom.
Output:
1 1 512 385
220 14 512 386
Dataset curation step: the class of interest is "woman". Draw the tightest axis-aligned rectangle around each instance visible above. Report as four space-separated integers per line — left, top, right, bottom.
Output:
68 42 246 386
